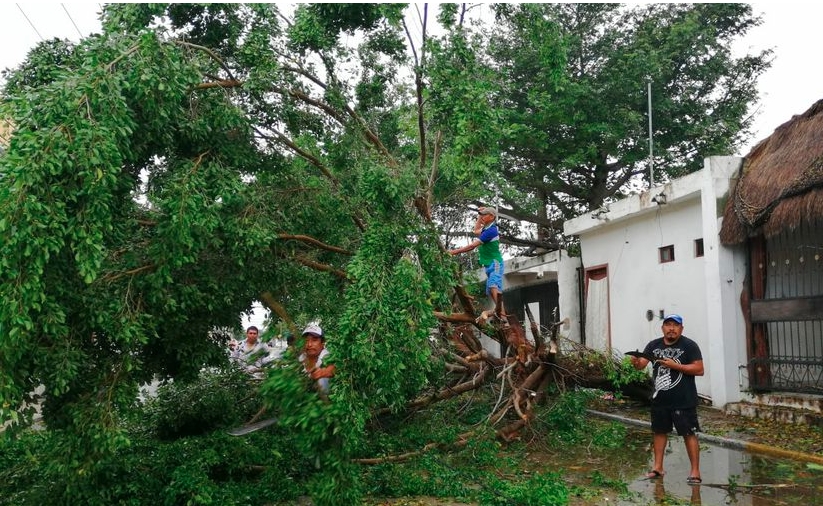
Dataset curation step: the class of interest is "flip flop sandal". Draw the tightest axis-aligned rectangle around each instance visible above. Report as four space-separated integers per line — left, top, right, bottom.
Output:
644 470 664 480
686 476 702 484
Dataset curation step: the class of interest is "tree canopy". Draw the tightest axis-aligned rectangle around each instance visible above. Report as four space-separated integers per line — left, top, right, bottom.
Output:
451 3 770 242
0 3 769 504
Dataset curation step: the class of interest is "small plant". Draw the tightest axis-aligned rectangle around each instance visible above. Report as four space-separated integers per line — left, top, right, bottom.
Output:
604 356 651 390
590 421 628 449
727 473 740 494
538 390 595 446
479 472 569 505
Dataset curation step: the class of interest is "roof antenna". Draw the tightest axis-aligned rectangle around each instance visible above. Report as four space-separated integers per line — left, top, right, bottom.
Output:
647 76 654 189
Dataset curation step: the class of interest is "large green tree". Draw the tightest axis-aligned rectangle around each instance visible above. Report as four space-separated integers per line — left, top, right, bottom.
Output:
445 3 770 244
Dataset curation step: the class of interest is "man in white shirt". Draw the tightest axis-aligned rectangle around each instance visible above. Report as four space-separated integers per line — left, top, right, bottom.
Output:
230 326 273 377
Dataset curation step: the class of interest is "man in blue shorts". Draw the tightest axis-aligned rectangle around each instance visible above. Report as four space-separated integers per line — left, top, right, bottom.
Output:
630 314 704 484
449 206 506 325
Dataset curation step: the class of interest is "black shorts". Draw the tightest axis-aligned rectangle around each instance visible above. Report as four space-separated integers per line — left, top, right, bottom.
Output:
650 406 700 436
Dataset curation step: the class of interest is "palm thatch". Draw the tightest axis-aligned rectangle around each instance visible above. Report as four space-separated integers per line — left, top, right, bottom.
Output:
719 99 823 245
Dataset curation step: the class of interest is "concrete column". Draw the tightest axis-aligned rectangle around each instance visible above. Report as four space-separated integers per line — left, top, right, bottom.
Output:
701 156 745 407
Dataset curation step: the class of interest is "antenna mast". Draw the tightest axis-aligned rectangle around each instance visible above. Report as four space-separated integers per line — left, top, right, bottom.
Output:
647 78 654 188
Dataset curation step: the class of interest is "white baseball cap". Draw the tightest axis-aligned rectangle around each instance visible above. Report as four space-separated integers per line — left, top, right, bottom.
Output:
302 323 323 338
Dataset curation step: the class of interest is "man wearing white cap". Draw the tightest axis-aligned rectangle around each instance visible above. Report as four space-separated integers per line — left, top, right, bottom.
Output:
449 205 506 324
630 314 704 484
299 323 335 393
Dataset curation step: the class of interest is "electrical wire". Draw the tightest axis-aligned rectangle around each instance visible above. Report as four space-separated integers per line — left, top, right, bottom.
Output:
62 4 85 39
16 4 43 41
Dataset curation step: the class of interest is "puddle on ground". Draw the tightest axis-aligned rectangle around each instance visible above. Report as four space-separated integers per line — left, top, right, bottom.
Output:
607 437 823 505
371 429 823 505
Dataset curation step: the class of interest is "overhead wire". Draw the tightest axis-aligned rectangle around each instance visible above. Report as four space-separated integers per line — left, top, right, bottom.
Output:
16 4 44 41
62 4 85 39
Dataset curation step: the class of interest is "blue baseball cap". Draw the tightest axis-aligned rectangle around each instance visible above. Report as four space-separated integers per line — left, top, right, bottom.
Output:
663 314 683 325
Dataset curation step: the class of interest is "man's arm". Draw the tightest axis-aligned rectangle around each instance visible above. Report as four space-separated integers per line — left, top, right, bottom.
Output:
449 215 487 256
658 358 704 376
310 364 336 380
449 239 482 256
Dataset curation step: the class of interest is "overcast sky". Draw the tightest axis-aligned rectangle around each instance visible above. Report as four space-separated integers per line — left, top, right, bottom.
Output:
1 2 821 157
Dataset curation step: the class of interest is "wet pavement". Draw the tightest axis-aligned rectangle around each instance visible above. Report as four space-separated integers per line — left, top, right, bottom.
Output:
613 436 822 505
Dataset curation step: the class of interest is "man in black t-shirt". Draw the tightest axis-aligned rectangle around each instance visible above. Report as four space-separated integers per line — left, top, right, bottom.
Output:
631 314 704 484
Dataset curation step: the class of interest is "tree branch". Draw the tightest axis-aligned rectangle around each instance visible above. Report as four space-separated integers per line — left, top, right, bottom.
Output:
276 234 352 256
253 126 367 232
292 254 348 280
353 431 471 465
174 40 238 82
194 79 243 90
100 263 156 283
258 291 297 335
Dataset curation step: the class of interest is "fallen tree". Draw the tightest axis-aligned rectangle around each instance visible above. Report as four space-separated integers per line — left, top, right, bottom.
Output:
0 4 749 505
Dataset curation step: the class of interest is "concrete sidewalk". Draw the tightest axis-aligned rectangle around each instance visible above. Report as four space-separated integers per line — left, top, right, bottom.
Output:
589 409 823 466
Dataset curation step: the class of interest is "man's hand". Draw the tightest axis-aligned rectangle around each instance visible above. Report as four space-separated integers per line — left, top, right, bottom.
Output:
630 355 651 369
310 365 335 380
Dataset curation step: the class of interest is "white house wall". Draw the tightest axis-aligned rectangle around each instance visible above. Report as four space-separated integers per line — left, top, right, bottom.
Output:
563 156 746 408
580 197 713 399
698 158 749 406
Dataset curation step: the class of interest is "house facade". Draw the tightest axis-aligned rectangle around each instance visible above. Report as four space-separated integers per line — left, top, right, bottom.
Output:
562 156 749 409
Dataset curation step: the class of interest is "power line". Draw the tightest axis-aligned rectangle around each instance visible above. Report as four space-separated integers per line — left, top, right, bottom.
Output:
16 4 44 41
62 4 85 39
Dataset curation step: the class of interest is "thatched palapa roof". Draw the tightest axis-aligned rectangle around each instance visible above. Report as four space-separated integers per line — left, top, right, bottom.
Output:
719 99 823 245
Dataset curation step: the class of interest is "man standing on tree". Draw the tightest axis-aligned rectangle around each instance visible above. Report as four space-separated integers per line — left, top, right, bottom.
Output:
449 206 506 325
630 314 704 484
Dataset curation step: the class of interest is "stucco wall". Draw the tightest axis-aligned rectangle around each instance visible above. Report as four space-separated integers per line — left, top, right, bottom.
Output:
580 196 713 397
563 156 746 407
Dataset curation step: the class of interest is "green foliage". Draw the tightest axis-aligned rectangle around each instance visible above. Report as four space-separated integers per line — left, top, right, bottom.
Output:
605 356 652 390
289 4 406 52
360 393 575 504
588 470 629 494
0 376 659 505
538 389 597 446
477 3 771 232
726 473 741 494
259 357 359 506
140 368 259 439
528 388 631 452
1 38 81 93
590 420 629 449
0 367 311 506
479 472 569 505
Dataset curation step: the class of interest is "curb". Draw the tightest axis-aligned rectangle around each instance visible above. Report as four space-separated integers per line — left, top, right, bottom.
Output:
587 409 823 466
